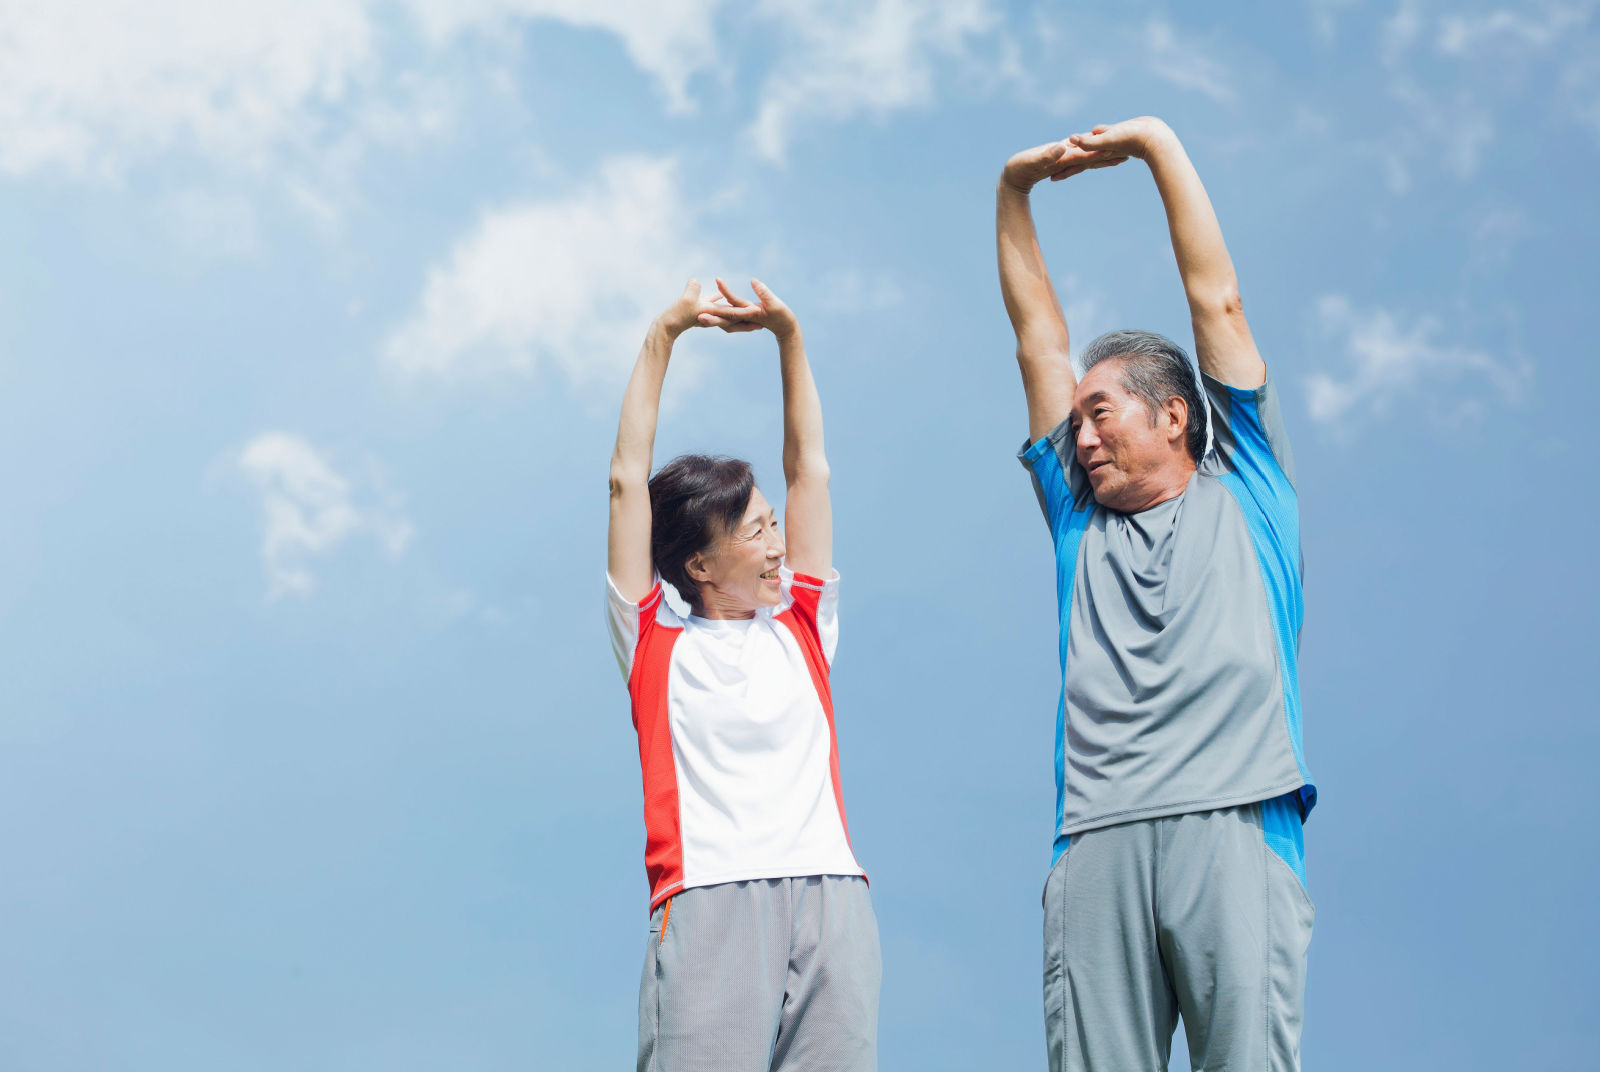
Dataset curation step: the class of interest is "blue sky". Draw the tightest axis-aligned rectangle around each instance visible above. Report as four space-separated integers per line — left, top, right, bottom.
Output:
2 1 1596 1068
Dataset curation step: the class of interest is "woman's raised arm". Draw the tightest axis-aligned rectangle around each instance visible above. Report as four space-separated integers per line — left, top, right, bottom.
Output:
608 280 723 602
700 278 829 578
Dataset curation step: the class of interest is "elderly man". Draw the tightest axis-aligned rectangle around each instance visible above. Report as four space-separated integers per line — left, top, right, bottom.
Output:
996 116 1317 1072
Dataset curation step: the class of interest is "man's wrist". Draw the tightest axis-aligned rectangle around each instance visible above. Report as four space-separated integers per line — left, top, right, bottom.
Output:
1137 122 1180 163
998 175 1035 198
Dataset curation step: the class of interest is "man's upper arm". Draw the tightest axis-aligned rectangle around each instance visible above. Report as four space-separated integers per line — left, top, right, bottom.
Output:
1190 294 1266 389
1020 349 1076 445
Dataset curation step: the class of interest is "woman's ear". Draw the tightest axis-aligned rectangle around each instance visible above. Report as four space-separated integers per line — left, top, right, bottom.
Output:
685 549 712 583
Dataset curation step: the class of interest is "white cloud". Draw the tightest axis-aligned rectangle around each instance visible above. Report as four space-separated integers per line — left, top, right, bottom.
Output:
1374 0 1600 164
234 432 413 598
0 0 381 179
1058 273 1113 367
749 0 997 164
1380 0 1426 66
1307 0 1366 43
0 0 722 189
1305 295 1526 426
405 0 724 112
1385 80 1494 179
1143 18 1235 103
1435 3 1591 56
383 155 724 384
158 189 262 260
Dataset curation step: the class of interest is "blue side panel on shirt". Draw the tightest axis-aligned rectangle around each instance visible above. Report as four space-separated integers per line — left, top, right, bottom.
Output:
1214 387 1317 819
1023 435 1094 863
1260 790 1307 885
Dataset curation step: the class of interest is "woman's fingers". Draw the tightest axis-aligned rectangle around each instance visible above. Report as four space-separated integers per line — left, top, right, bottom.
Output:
707 302 764 319
715 277 756 308
749 278 788 313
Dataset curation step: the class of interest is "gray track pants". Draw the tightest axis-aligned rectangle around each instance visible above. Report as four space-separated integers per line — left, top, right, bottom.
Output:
1043 801 1314 1071
638 875 880 1072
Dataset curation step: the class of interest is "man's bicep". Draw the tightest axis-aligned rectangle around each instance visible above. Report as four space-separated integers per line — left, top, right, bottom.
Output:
1020 349 1076 444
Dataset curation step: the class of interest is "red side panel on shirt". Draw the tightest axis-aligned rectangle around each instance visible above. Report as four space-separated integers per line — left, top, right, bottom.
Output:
629 584 684 911
777 574 858 860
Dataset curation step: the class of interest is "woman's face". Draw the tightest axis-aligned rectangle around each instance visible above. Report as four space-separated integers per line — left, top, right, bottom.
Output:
688 487 785 618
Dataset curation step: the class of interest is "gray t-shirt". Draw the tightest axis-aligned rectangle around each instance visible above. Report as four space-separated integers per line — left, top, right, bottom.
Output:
1019 373 1314 849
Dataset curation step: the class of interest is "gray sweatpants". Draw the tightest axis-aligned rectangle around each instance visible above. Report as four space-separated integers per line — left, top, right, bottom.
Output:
1042 801 1314 1071
638 875 880 1072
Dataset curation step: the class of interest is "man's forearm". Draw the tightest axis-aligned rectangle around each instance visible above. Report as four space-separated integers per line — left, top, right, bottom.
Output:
1142 128 1240 313
996 182 1071 357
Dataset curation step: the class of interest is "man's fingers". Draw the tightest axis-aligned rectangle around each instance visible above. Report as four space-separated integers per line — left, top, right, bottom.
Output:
1049 164 1086 182
715 277 754 308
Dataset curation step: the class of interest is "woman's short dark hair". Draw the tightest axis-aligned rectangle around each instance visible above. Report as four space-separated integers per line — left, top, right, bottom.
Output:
648 454 755 606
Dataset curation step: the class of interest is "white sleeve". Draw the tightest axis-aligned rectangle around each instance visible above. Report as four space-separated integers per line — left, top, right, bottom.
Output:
605 573 647 681
816 569 840 665
779 566 841 666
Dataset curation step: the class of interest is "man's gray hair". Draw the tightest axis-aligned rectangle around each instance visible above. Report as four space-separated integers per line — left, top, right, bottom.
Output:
1078 330 1210 462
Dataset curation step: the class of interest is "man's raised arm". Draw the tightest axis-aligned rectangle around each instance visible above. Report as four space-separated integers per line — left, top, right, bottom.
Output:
996 141 1126 443
1071 118 1266 389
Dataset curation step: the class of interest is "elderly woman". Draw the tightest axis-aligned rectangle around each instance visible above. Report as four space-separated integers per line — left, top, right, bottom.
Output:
605 278 880 1072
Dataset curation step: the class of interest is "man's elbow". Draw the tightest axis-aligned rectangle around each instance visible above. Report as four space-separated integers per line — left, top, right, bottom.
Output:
1017 342 1072 379
1187 284 1246 325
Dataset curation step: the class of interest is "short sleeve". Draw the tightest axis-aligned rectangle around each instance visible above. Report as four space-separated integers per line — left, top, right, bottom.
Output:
780 567 840 666
1201 371 1297 492
605 573 668 682
1018 419 1094 530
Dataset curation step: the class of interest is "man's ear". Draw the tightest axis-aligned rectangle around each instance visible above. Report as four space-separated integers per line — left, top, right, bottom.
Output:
1166 396 1189 445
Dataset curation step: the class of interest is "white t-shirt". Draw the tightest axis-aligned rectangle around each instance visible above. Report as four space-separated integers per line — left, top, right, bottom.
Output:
606 567 865 909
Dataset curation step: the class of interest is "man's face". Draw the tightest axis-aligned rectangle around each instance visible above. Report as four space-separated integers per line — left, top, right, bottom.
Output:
689 487 786 617
1070 359 1189 513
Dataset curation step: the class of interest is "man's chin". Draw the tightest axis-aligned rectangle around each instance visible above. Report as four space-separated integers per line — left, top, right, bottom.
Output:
1090 476 1135 511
